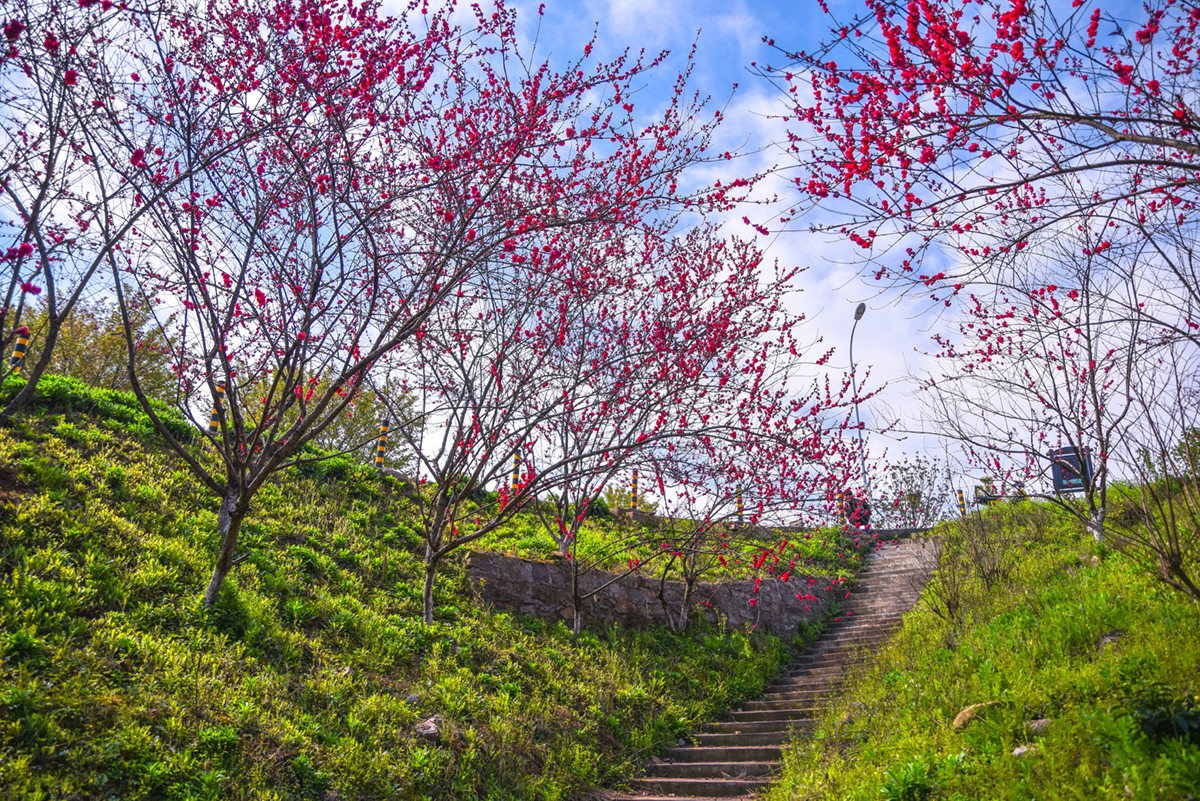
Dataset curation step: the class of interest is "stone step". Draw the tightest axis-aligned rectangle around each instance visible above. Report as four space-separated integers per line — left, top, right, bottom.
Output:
855 568 926 576
801 636 891 651
851 576 921 584
648 760 777 779
768 676 847 690
728 705 822 720
706 719 813 734
811 628 898 641
606 797 736 801
606 797 733 801
797 638 890 654
664 745 783 762
693 729 806 746
833 608 909 617
739 698 826 712
760 689 841 702
786 666 864 681
783 665 847 679
769 678 838 693
808 634 890 645
631 777 772 798
844 595 921 605
810 624 898 637
789 651 870 665
773 670 853 685
845 599 920 607
793 652 882 668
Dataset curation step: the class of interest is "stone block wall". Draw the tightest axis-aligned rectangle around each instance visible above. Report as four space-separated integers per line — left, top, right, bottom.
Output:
464 551 838 638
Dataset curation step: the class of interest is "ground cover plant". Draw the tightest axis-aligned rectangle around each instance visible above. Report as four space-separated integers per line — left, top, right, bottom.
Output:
0 394 836 800
475 512 865 583
768 502 1200 801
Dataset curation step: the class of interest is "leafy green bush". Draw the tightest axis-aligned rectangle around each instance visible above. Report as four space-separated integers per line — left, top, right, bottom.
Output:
879 758 933 801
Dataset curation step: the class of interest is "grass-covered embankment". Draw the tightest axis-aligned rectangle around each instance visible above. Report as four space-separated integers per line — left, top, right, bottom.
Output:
0 383 803 801
769 503 1200 800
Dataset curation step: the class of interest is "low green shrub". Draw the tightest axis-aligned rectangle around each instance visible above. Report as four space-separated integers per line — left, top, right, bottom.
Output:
1 374 193 443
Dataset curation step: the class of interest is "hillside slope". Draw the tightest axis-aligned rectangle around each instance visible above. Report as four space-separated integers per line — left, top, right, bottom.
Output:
0 398 821 801
768 504 1200 801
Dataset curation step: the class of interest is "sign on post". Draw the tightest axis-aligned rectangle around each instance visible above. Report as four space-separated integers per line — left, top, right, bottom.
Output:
973 485 1001 506
1049 447 1093 494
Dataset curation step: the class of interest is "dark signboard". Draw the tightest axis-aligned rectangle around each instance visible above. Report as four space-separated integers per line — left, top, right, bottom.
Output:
973 485 1001 506
1049 447 1093 494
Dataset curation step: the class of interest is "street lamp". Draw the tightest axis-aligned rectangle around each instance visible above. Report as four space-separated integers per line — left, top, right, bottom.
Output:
849 302 868 495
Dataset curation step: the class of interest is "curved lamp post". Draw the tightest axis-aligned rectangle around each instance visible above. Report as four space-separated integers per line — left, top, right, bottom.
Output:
849 302 868 494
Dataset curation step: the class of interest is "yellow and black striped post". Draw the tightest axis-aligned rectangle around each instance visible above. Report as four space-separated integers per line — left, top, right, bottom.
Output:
375 419 389 471
511 451 520 492
736 486 744 525
631 469 638 506
956 489 967 518
8 331 28 374
207 383 225 435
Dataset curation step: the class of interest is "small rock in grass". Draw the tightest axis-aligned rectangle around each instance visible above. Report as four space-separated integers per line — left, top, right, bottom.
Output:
1012 744 1037 758
406 693 420 705
1027 718 1052 735
415 714 450 744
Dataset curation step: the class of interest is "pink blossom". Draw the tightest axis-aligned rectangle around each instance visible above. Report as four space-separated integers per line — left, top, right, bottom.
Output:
3 20 25 41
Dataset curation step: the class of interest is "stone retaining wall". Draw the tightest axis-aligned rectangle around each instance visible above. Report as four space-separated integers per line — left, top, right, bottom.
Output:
464 550 839 638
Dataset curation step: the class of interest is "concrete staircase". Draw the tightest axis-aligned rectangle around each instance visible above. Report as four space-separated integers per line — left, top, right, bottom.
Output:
601 537 937 801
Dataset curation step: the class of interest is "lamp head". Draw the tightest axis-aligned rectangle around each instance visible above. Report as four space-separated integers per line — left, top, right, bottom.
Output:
854 302 867 321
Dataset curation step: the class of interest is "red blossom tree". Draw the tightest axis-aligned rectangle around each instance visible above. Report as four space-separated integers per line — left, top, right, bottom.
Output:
527 226 852 633
2 0 176 418
915 249 1141 540
764 0 1200 344
108 0 758 612
106 0 469 607
0 0 331 421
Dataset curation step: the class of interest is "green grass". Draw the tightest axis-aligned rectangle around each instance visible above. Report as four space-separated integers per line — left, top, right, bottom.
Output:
767 503 1200 801
474 512 866 582
0 405 818 800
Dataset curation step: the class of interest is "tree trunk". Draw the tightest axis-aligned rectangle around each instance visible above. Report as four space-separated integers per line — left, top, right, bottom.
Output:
421 545 438 626
202 489 247 607
0 318 61 426
571 556 588 637
678 579 693 631
1089 505 1107 543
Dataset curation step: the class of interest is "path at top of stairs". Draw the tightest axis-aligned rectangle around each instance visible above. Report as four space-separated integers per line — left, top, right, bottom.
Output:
598 536 938 801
